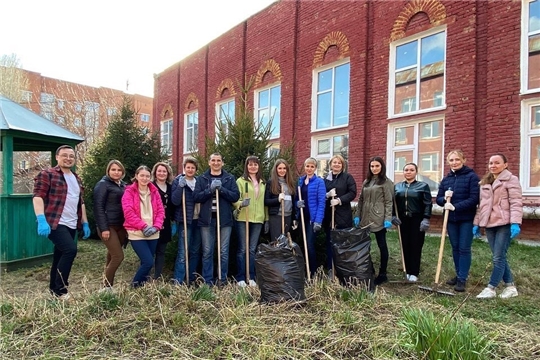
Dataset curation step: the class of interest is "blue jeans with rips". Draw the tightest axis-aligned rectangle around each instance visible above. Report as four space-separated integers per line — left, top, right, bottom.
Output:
131 240 158 287
446 220 473 282
235 221 263 282
200 218 232 284
48 225 77 296
486 224 514 288
174 220 202 284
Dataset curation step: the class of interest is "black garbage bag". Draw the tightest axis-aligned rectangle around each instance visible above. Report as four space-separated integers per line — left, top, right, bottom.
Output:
331 227 374 291
255 235 306 304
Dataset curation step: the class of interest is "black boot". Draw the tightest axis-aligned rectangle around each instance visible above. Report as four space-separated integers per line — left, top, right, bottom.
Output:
446 276 457 286
374 273 388 286
454 280 466 292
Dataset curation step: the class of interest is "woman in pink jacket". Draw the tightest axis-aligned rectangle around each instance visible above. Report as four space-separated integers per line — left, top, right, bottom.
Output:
473 154 522 299
122 165 165 287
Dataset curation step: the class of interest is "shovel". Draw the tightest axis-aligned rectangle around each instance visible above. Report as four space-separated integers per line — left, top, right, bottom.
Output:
297 184 311 282
244 182 250 283
182 188 190 286
216 189 222 284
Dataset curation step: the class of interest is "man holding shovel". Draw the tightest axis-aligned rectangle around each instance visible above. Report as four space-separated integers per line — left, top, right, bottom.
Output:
194 153 240 286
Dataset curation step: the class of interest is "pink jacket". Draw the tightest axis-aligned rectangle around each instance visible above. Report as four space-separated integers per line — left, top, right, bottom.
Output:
122 182 165 231
474 169 522 228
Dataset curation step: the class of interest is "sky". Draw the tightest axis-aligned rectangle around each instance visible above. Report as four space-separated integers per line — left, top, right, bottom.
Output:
0 0 277 98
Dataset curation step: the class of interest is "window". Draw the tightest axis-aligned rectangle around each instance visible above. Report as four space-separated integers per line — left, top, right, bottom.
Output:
390 29 446 117
267 143 280 159
255 84 281 138
84 101 100 127
40 92 55 121
57 100 64 109
161 119 173 156
312 133 349 176
140 113 150 122
522 0 540 92
57 116 65 125
107 107 117 116
184 111 198 153
74 117 82 127
387 118 444 192
21 90 32 102
520 100 540 193
216 99 235 137
313 61 350 130
75 103 82 112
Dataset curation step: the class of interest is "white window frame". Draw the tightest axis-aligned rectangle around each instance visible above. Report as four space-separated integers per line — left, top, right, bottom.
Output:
216 99 235 138
521 0 540 94
140 113 150 122
520 99 540 194
311 59 350 132
386 116 445 195
184 111 198 154
388 26 447 118
161 119 173 157
21 90 32 102
311 132 349 177
254 83 281 139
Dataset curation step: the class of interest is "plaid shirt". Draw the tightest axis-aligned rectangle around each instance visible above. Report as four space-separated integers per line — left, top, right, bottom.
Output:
33 166 84 230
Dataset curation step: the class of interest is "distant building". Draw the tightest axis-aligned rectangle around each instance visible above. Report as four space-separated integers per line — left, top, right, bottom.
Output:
153 0 540 240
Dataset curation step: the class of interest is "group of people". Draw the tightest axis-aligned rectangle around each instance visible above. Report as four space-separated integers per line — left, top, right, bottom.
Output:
33 145 523 300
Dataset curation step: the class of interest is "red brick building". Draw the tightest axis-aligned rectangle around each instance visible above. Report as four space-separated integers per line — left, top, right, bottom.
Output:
153 0 540 240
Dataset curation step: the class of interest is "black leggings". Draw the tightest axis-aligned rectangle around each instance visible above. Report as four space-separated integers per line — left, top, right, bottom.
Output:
373 228 388 275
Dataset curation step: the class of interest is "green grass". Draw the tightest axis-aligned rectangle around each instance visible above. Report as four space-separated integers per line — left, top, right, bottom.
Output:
1 232 539 359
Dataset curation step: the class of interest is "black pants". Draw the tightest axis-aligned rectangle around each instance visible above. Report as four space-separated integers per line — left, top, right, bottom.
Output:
268 214 292 242
373 228 388 275
154 241 168 279
399 215 425 277
48 225 77 296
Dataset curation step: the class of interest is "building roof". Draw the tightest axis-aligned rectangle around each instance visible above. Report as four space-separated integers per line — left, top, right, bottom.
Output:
0 95 83 142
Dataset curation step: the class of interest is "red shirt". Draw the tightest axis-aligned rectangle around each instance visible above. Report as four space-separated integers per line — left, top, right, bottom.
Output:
33 166 84 230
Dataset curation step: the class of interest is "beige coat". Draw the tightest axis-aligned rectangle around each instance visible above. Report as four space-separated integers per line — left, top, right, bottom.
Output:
474 169 522 228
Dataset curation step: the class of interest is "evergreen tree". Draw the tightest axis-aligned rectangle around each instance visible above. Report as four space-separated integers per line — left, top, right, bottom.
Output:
81 96 166 235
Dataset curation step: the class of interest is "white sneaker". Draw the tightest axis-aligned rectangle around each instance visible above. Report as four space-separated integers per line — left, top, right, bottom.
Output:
237 280 247 288
406 274 410 281
98 287 113 293
499 286 518 299
408 275 418 282
58 293 73 302
248 280 257 287
476 287 496 299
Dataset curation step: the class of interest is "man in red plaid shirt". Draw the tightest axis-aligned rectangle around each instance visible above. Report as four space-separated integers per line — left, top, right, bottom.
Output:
33 145 91 301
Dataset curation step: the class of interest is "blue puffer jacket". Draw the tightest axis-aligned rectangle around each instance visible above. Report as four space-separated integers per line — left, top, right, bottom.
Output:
436 165 480 222
171 174 197 224
297 175 326 224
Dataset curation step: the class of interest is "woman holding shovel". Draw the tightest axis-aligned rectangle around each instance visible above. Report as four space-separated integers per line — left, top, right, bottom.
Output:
265 159 296 242
234 156 268 287
436 150 479 292
394 162 432 283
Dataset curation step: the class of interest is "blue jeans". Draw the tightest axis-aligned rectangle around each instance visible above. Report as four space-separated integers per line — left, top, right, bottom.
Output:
200 218 232 284
446 221 473 282
486 224 514 288
48 225 77 296
174 220 202 284
235 221 263 282
131 240 158 287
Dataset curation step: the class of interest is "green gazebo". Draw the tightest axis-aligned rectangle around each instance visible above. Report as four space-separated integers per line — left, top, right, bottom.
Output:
0 95 84 270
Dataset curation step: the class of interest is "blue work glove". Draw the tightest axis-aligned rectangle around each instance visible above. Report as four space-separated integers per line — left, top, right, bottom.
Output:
264 221 270 234
419 219 430 232
143 225 158 237
313 222 322 233
171 222 177 236
510 223 520 239
472 225 481 238
297 200 305 208
82 222 91 239
384 220 392 229
177 175 187 188
240 198 250 208
391 216 402 226
353 217 360 227
210 179 222 192
36 214 51 237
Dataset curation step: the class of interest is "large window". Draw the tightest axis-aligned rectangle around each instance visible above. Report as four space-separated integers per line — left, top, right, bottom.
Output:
161 119 173 156
313 61 350 130
40 92 55 121
312 133 349 177
255 84 281 139
521 100 540 193
390 29 446 117
522 0 540 92
184 111 198 153
216 99 235 136
387 118 444 192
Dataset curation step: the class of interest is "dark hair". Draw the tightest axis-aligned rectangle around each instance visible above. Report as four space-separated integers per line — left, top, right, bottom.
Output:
480 153 508 185
365 156 388 186
403 162 418 172
56 145 74 155
209 153 223 161
269 158 296 196
151 162 173 184
131 165 151 182
242 155 264 183
183 156 198 170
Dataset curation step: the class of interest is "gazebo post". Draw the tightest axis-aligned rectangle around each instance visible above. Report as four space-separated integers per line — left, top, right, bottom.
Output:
1 134 14 195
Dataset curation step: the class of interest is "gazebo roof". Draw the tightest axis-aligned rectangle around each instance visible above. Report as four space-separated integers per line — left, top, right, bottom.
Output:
0 95 83 151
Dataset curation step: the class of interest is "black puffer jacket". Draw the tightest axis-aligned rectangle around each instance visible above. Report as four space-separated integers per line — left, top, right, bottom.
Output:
93 176 126 232
436 165 480 222
323 171 357 229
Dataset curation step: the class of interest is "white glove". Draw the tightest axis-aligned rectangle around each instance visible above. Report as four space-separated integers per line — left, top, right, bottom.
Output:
445 190 453 198
330 198 340 207
444 203 455 211
278 193 285 202
326 188 336 198
291 220 298 230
